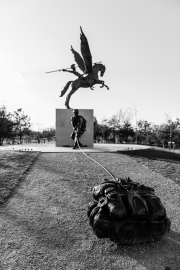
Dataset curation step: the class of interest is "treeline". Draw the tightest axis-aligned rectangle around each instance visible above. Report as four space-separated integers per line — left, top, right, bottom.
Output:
94 109 180 148
1 105 180 148
0 105 55 145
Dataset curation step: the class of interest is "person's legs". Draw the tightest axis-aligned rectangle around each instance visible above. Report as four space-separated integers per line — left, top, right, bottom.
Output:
78 140 82 147
72 143 78 149
77 132 84 147
71 131 77 149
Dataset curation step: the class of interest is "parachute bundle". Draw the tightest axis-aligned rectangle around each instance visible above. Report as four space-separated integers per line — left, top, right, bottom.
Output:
87 178 171 245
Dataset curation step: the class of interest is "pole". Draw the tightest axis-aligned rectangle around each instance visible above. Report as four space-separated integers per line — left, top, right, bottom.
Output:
170 123 172 149
45 69 62 74
134 107 138 144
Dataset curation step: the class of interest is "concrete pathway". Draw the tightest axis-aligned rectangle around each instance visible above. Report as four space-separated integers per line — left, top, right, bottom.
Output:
0 143 150 153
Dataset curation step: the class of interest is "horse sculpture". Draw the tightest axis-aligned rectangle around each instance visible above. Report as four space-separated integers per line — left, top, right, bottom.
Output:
59 27 109 109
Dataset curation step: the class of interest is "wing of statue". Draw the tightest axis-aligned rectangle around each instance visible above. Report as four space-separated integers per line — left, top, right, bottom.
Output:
71 46 86 73
80 27 93 74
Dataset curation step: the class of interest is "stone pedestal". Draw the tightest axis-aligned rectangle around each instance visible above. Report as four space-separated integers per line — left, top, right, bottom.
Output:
56 109 94 147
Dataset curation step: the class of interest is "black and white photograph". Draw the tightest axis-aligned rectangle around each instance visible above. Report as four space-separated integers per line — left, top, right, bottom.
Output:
0 1 180 269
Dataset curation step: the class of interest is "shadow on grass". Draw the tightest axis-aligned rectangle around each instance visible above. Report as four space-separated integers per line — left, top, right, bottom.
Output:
0 152 39 203
109 230 180 270
4 201 88 251
5 205 180 270
117 148 180 164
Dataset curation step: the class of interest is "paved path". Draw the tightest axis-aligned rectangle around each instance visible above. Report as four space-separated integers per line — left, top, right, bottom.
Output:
0 143 150 153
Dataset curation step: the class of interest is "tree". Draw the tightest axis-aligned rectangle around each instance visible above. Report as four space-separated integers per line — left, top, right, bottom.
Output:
142 117 180 148
0 105 14 145
116 108 133 125
161 116 180 147
94 117 102 142
120 121 135 143
107 115 119 143
137 120 152 144
106 108 134 143
172 118 180 146
42 128 55 141
100 119 111 142
151 124 168 147
13 108 31 144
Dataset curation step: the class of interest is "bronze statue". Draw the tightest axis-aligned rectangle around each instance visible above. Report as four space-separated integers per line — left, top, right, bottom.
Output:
88 178 171 245
70 109 87 149
59 27 109 109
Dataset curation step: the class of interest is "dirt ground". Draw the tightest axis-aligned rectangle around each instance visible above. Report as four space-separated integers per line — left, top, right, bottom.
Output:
0 149 180 270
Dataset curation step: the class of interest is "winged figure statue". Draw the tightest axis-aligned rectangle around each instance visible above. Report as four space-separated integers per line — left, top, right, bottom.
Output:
59 27 109 109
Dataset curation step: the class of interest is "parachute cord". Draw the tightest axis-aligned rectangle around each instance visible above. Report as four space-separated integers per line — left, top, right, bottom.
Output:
76 139 116 180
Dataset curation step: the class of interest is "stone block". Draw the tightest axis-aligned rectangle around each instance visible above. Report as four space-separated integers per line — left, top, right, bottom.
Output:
56 109 94 147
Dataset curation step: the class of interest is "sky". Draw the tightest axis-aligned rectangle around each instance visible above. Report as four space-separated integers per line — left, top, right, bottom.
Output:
0 0 180 131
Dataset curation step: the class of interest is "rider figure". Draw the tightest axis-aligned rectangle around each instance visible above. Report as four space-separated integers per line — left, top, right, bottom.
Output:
62 64 94 90
70 109 87 149
63 64 82 77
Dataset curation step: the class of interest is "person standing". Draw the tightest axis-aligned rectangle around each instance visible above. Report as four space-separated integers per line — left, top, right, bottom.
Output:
70 109 87 149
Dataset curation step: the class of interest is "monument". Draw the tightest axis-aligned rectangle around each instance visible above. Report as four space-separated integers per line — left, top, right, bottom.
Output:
59 27 109 109
46 27 109 148
88 178 171 244
47 28 171 245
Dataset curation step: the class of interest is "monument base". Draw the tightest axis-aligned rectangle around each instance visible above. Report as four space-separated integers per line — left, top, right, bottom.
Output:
56 109 94 147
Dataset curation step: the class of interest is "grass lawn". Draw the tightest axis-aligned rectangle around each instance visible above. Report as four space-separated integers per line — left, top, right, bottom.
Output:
117 148 180 185
0 149 180 270
0 151 39 203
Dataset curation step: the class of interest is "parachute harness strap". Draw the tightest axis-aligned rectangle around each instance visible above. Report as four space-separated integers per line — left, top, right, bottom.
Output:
76 140 116 180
